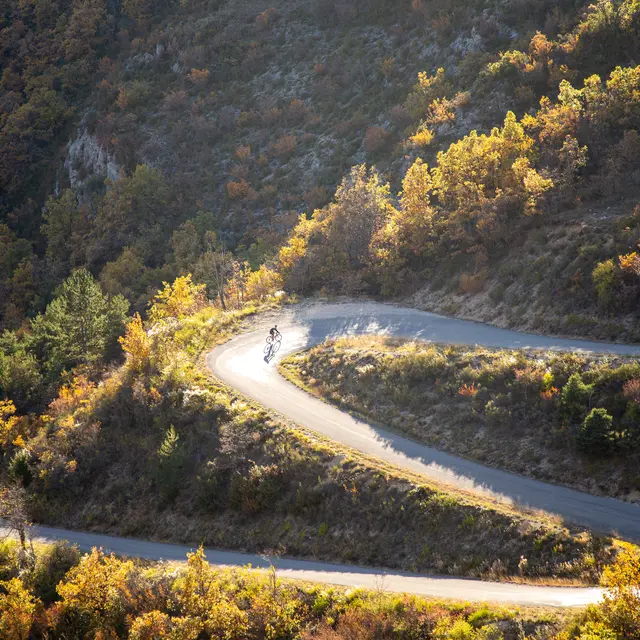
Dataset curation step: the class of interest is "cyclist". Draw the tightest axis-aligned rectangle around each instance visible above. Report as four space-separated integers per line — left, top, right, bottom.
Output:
269 325 280 340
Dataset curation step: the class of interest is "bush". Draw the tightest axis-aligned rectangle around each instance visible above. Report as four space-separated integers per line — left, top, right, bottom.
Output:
8 450 32 487
27 542 81 605
592 259 617 308
577 407 614 454
561 373 593 423
364 126 391 153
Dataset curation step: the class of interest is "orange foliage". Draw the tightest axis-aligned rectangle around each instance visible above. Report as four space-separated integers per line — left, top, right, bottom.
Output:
48 376 97 418
364 126 391 153
458 383 479 397
187 68 210 86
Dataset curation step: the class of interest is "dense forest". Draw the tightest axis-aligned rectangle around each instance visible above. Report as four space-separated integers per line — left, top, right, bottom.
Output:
4 0 640 414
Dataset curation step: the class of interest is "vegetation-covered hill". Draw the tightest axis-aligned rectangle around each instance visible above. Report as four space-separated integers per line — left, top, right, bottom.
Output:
4 0 640 346
281 336 640 501
0 290 620 584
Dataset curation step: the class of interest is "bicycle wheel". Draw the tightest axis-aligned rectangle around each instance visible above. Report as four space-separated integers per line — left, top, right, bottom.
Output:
266 335 274 345
275 333 282 343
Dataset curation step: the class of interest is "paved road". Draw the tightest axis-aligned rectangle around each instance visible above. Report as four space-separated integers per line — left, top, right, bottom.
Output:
208 302 640 539
4 523 601 607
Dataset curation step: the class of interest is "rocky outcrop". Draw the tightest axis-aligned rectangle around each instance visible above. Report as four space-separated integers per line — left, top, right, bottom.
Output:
65 121 121 192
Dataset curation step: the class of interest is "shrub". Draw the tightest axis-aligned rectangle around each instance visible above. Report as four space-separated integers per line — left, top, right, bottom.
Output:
459 272 487 294
364 126 391 153
409 125 434 147
623 379 640 404
380 57 395 78
561 373 593 423
255 7 277 31
187 69 210 88
8 450 32 487
163 90 188 111
577 407 614 453
592 259 617 308
27 542 81 605
226 179 251 200
229 463 284 515
271 135 297 159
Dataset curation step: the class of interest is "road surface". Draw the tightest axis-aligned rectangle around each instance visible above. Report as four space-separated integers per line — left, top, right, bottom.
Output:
208 302 640 539
5 522 602 607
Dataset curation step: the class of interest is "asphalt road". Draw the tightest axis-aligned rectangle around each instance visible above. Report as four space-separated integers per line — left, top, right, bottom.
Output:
208 302 640 539
4 523 602 607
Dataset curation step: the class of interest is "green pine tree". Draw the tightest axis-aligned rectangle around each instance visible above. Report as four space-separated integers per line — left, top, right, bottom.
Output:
32 269 128 373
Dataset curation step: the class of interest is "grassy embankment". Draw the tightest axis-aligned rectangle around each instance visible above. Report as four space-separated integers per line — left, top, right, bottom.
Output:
280 336 640 502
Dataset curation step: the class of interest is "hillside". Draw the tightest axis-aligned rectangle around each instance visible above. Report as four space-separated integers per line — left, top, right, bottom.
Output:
281 336 640 502
3 0 640 634
1 293 622 585
4 0 640 343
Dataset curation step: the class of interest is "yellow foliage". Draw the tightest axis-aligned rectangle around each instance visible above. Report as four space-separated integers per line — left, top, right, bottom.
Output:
57 548 134 635
618 251 640 275
0 400 19 449
119 313 150 372
244 265 283 301
48 376 96 418
149 275 207 323
409 125 434 147
0 578 39 640
172 547 249 638
129 610 200 640
600 544 640 636
433 111 550 213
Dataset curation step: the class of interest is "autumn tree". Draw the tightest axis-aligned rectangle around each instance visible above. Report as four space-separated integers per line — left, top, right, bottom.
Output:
172 547 248 637
119 313 150 373
53 548 134 637
0 578 40 640
600 544 640 637
148 275 206 323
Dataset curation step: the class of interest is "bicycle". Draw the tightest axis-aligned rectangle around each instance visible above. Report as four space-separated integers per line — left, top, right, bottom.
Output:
264 330 282 359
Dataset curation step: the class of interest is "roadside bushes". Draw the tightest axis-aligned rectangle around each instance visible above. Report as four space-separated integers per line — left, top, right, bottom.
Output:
578 408 615 453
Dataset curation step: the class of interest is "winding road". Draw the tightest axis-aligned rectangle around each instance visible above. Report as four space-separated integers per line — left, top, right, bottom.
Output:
208 302 640 540
7 522 602 607
18 302 640 607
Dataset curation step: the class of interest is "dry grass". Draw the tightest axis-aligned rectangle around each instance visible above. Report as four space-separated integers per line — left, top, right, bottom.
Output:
280 336 640 504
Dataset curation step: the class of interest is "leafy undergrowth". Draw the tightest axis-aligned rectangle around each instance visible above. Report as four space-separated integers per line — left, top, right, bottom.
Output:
280 336 640 503
0 303 622 585
0 538 596 640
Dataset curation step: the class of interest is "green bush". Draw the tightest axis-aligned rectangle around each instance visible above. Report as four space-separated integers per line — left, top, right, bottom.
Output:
577 407 614 454
9 449 33 487
26 542 81 605
156 425 184 501
561 373 593 423
592 259 617 309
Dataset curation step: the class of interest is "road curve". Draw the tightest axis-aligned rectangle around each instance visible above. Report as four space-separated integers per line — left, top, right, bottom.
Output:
207 302 640 540
7 523 601 607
